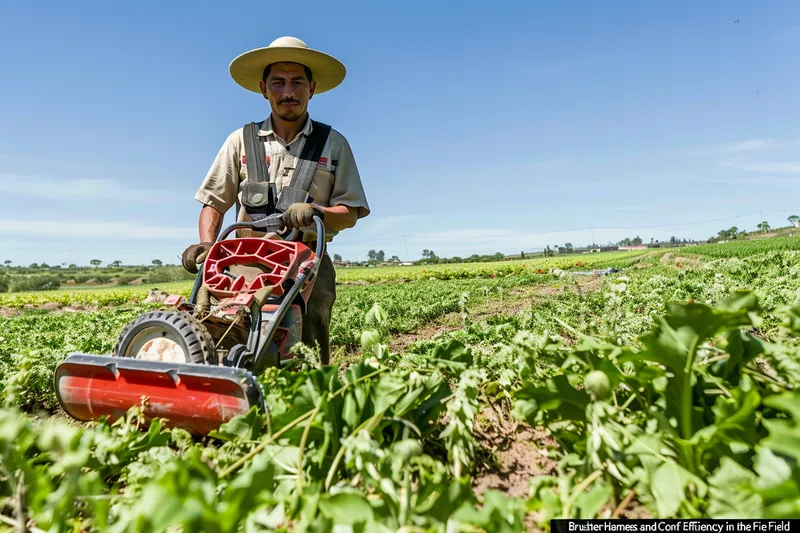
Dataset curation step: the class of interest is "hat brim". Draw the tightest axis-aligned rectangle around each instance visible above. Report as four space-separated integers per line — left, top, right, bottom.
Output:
229 46 346 94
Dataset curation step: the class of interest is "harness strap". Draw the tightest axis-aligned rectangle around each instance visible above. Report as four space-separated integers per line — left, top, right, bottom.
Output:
240 122 274 222
275 120 332 211
240 118 333 223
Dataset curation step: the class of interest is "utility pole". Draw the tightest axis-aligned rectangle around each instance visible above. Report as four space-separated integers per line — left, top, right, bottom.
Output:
591 227 595 247
403 236 409 261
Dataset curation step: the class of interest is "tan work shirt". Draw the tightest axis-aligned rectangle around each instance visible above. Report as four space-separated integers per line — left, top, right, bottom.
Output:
194 115 370 241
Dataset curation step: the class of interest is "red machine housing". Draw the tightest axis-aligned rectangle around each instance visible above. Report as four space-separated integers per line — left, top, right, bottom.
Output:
202 238 317 309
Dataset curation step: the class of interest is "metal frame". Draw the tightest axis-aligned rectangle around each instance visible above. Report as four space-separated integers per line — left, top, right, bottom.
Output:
188 213 326 373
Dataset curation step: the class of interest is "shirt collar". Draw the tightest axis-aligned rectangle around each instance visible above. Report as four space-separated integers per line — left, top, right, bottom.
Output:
257 114 313 139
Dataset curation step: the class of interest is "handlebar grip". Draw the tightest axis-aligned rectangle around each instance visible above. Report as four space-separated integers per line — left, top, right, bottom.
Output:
251 214 284 233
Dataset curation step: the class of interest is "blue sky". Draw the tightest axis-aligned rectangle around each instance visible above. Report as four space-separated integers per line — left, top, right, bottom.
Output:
1 0 799 266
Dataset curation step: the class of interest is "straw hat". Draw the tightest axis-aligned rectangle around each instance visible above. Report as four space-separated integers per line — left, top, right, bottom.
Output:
229 36 346 94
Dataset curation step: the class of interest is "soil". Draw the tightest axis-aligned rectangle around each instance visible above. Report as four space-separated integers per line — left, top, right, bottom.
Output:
536 276 603 297
0 307 20 317
472 404 558 500
660 253 702 270
388 313 463 353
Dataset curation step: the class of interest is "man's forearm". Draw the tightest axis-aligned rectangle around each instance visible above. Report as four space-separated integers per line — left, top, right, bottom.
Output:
317 204 358 232
199 205 224 242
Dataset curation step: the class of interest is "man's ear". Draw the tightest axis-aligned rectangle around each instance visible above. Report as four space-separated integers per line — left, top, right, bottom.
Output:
259 80 268 99
309 80 316 100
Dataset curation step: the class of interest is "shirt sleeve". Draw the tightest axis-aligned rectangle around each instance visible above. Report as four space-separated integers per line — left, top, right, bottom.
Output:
194 130 241 214
328 133 370 219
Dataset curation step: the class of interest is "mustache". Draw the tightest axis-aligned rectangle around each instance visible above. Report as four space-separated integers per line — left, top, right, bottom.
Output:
279 97 301 104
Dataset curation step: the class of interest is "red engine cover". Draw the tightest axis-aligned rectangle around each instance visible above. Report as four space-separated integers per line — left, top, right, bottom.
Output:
202 238 314 300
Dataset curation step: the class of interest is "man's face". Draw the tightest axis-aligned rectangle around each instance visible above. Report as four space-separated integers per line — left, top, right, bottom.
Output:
260 62 315 122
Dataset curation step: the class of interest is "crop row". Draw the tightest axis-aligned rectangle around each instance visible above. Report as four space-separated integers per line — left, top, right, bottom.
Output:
0 248 797 530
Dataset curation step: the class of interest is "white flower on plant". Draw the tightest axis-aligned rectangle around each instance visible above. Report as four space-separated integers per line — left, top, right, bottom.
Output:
609 282 627 293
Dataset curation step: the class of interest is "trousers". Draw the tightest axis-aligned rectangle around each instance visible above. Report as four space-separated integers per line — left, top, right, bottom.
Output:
301 252 336 365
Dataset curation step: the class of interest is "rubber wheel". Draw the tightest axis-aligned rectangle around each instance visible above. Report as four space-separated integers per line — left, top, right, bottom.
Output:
113 310 218 365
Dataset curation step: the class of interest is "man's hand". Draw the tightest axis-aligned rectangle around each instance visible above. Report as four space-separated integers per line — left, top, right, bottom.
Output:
282 202 325 230
181 242 213 274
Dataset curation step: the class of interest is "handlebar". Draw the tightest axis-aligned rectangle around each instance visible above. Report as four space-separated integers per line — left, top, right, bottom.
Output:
189 213 326 304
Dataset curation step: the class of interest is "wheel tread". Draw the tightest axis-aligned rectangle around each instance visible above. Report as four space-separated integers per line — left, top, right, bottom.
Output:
112 310 218 365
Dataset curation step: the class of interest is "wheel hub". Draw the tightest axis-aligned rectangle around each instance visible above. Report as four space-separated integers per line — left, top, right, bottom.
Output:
136 337 186 363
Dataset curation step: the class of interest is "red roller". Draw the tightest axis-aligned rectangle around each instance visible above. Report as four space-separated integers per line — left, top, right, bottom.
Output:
55 354 265 436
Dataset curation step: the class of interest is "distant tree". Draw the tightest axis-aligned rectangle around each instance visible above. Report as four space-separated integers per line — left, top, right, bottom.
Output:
152 259 163 267
40 263 50 269
109 260 122 268
376 250 385 262
757 221 770 233
789 215 799 228
333 253 343 262
29 263 39 269
520 251 525 259
544 245 554 257
367 250 377 262
68 264 77 269
389 255 400 263
632 236 643 246
90 259 102 267
3 260 10 268
564 243 573 252
0 271 8 293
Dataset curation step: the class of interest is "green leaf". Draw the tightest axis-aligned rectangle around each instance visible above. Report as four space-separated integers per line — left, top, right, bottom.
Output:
372 373 407 414
707 457 762 518
208 406 266 441
431 339 473 368
318 492 374 525
760 419 800 463
513 374 590 424
753 447 792 490
711 329 764 379
650 460 707 517
365 302 389 326
576 481 614 518
708 374 761 448
763 391 800 421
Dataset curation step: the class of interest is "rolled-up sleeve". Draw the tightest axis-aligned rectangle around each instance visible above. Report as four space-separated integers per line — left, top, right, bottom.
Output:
194 131 241 214
329 133 370 219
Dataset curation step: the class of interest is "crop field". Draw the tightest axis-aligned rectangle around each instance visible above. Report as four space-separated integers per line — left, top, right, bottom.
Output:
0 242 798 531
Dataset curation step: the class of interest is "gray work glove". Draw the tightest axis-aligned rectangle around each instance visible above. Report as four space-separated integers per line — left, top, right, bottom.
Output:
181 242 213 274
282 203 324 230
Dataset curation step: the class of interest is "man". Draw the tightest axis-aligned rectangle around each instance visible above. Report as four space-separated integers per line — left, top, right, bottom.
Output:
182 36 370 365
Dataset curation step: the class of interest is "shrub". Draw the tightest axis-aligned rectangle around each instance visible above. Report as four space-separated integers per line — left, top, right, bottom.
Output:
9 275 62 292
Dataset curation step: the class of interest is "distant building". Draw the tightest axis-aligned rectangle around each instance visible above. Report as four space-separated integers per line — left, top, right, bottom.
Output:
618 245 647 251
